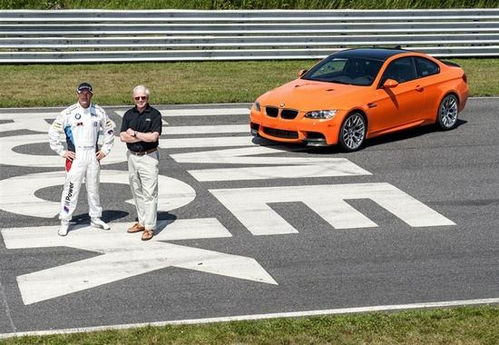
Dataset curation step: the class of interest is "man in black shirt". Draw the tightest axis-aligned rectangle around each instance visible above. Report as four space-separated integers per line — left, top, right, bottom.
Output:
120 85 162 240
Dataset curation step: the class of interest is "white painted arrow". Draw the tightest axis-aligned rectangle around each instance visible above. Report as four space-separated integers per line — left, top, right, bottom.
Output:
1 219 277 305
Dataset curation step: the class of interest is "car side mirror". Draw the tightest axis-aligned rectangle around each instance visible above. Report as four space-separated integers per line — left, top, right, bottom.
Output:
298 69 308 78
382 79 399 88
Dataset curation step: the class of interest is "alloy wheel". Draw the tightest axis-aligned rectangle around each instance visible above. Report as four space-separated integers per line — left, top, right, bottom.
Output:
438 94 458 129
340 113 366 151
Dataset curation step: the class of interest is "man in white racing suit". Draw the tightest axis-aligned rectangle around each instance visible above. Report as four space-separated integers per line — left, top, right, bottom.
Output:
48 82 115 236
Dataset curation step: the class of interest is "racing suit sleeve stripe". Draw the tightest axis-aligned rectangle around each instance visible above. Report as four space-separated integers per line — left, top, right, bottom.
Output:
64 125 75 152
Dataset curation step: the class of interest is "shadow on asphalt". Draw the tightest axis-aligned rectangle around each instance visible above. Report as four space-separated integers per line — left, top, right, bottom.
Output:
72 210 129 225
252 119 467 155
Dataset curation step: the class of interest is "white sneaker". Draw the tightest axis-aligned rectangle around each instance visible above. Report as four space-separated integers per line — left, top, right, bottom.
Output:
91 218 111 230
58 221 69 236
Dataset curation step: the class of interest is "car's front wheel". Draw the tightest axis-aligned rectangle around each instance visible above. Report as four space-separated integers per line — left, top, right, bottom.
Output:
339 112 366 152
437 94 459 130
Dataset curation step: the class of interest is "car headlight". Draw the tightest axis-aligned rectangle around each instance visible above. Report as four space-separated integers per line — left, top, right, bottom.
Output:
304 110 337 119
252 101 261 112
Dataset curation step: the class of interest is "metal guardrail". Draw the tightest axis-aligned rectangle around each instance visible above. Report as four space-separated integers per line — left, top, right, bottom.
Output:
0 9 498 63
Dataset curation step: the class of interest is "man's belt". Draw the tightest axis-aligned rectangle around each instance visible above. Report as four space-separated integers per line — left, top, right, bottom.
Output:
129 147 158 156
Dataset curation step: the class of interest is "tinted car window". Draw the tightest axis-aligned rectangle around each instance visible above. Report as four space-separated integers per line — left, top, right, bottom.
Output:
303 56 383 86
381 57 417 84
415 57 440 78
312 58 347 77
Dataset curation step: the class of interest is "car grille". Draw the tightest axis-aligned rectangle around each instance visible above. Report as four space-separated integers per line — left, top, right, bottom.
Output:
263 127 299 139
281 109 298 119
265 106 279 117
264 106 299 119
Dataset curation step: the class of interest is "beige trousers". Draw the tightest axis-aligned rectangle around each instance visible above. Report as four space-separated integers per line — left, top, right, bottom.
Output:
127 150 159 230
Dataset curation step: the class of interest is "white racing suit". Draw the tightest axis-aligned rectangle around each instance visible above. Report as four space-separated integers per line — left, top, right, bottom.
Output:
48 103 114 222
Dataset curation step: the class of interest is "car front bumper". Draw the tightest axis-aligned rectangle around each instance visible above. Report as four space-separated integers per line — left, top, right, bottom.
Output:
250 109 340 146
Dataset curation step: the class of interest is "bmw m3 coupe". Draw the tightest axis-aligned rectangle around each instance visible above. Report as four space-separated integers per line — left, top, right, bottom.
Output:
250 48 469 151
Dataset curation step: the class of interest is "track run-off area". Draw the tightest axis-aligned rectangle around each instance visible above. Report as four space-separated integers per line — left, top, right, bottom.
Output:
0 98 498 337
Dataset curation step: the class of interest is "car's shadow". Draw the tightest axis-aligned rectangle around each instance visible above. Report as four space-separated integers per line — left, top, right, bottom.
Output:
253 119 467 155
364 119 467 150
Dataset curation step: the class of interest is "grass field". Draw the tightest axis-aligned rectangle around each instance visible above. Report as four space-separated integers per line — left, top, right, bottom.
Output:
1 306 498 345
1 58 498 108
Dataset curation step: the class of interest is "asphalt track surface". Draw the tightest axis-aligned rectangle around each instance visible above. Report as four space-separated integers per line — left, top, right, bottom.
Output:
0 98 498 337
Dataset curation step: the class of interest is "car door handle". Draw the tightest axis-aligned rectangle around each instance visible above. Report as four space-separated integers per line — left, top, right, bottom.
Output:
415 85 424 92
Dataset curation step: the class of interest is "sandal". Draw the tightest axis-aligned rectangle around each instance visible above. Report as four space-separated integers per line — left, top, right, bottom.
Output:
141 229 154 241
127 223 145 233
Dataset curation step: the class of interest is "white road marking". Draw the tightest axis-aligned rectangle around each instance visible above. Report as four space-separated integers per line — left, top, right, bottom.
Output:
0 170 196 218
1 297 497 339
155 218 233 241
0 134 128 167
159 136 253 148
0 133 253 168
0 112 57 133
163 124 249 135
1 219 275 305
210 183 455 235
172 146 371 181
115 107 249 117
0 105 470 332
0 280 15 333
171 145 339 164
2 219 232 250
190 162 370 181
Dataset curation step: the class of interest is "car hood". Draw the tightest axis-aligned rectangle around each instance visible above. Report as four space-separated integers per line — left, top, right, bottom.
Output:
258 79 370 111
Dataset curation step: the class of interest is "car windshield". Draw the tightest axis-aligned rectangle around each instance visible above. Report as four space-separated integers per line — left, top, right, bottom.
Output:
302 56 383 86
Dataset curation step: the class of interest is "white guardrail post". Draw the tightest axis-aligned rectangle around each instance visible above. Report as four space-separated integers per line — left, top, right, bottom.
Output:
0 9 498 63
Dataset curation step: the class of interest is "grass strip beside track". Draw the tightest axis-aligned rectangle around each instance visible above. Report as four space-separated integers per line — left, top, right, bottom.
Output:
1 0 498 10
0 58 497 108
1 306 498 345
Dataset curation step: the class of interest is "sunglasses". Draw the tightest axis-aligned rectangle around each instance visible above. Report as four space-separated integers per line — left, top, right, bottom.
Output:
134 96 148 101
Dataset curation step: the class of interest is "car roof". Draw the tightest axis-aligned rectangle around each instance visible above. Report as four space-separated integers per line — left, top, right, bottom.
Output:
333 48 410 61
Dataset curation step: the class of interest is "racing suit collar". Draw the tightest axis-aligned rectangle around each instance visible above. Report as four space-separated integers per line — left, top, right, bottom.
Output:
77 102 93 111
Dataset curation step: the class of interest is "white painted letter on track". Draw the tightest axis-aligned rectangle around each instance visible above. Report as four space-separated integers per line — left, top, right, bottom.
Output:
173 146 371 181
210 183 455 236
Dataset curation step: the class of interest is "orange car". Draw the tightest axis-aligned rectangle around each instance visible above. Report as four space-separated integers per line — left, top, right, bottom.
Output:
250 48 468 151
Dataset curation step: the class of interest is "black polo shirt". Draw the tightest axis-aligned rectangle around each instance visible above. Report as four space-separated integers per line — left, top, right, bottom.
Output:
120 104 162 153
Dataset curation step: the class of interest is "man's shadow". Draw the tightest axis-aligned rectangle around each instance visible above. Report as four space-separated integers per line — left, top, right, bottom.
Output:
71 210 128 224
70 211 177 235
127 212 177 236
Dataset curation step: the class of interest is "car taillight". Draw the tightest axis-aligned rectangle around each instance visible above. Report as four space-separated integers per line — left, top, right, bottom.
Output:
462 73 467 83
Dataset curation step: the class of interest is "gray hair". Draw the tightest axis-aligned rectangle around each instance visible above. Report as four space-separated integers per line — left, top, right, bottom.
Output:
132 85 150 97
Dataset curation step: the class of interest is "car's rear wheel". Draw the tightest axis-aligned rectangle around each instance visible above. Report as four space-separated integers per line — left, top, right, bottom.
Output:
339 112 366 152
437 94 459 130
